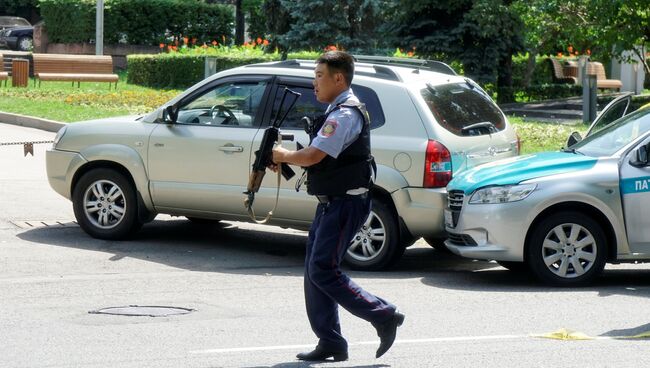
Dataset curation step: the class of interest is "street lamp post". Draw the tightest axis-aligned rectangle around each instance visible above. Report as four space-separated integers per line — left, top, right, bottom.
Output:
96 0 104 55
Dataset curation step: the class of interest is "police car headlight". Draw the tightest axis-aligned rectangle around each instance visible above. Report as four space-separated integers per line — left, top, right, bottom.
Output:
53 125 67 148
469 184 536 204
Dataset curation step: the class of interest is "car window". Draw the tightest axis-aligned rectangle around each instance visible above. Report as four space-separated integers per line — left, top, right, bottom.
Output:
587 97 631 136
0 17 30 27
176 81 267 127
270 83 385 130
271 84 327 130
573 108 650 157
421 82 505 136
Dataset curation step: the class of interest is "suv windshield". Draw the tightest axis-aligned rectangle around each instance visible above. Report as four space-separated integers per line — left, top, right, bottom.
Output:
421 81 505 136
571 107 650 157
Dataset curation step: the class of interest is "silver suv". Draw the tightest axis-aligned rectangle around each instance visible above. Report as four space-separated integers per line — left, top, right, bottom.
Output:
46 56 519 270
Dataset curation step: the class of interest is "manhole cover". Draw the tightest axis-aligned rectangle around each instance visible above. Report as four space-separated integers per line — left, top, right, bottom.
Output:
89 305 195 317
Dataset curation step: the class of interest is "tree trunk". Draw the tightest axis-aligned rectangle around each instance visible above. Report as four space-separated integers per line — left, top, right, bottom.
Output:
497 51 515 104
235 0 245 45
523 48 539 88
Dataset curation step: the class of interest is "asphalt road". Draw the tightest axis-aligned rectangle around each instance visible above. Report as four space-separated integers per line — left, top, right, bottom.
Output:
2 122 650 368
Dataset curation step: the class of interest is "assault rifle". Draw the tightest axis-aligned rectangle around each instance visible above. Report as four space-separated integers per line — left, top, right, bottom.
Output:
244 88 301 222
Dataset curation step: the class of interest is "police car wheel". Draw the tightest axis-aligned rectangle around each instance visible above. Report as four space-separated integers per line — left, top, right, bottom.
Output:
344 200 403 271
72 168 142 240
526 212 607 286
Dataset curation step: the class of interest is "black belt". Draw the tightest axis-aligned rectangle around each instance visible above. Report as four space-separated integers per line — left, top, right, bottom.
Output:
315 192 368 204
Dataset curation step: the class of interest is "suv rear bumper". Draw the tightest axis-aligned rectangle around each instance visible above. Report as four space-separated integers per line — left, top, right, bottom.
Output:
392 187 446 238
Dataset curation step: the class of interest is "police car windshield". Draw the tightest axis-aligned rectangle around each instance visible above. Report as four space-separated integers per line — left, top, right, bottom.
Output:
572 108 650 157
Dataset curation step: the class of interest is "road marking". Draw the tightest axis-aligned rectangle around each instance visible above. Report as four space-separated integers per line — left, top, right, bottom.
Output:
190 329 650 355
535 328 650 341
190 334 525 355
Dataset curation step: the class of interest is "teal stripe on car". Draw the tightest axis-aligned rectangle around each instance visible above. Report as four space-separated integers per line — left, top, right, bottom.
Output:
621 176 650 194
448 151 599 194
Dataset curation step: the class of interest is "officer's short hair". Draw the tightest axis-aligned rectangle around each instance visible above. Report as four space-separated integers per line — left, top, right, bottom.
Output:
316 51 354 86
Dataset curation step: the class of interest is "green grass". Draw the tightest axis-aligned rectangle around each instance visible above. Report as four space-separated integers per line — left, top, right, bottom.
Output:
510 117 589 154
0 74 589 153
0 72 180 122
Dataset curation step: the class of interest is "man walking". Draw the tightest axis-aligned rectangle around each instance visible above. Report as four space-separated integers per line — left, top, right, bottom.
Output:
272 51 404 362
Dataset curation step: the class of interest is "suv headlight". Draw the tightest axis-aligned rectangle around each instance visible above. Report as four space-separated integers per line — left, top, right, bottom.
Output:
4 30 12 36
469 184 536 204
53 125 67 148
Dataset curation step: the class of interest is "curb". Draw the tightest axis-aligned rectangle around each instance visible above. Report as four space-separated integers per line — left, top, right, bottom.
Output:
0 111 65 133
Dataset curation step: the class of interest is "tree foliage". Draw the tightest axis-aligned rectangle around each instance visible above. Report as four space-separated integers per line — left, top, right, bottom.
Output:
387 0 524 101
513 0 649 75
264 0 390 53
0 0 40 22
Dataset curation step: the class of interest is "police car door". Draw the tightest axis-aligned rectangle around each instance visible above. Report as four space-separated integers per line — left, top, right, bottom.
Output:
619 131 650 253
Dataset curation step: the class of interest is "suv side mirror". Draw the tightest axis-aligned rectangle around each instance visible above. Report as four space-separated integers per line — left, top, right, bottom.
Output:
630 143 650 167
566 131 582 148
163 105 178 123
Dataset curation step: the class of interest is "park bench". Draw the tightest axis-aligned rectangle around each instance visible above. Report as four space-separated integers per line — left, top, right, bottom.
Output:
561 60 622 91
587 61 622 91
0 54 8 87
546 58 577 85
32 53 119 89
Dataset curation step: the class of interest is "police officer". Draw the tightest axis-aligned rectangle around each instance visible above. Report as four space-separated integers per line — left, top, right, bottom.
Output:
272 51 404 362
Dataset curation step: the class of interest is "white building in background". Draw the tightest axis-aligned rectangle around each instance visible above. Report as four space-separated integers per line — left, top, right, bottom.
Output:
611 46 646 95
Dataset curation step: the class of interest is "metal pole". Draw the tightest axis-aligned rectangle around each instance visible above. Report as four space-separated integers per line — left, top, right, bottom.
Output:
96 0 104 55
580 56 590 123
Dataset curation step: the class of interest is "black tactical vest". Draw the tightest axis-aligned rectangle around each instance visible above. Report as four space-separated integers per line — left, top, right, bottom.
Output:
306 99 374 196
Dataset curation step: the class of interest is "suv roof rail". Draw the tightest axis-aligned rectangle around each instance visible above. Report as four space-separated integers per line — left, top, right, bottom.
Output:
244 59 402 82
352 55 457 76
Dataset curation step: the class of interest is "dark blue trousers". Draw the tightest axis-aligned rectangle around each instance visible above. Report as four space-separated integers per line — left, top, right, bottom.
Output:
304 194 396 352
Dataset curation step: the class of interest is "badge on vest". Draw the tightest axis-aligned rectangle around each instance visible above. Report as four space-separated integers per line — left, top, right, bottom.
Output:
321 120 338 137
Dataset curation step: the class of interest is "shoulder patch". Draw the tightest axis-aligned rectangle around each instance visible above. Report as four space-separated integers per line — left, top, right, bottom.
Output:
321 119 338 137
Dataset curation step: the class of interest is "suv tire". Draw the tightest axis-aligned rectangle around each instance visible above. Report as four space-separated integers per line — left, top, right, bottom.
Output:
526 211 606 286
73 168 142 240
345 199 404 271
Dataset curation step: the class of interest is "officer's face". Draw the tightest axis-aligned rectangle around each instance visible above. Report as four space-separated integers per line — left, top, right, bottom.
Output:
314 63 346 104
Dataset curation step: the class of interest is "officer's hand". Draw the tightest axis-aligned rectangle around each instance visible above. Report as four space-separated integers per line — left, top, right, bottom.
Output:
272 146 289 164
268 163 279 173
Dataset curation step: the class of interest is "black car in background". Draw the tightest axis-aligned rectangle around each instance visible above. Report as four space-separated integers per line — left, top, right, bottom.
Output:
0 16 33 51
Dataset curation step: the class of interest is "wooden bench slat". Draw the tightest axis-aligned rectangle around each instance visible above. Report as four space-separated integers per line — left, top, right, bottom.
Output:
32 53 118 88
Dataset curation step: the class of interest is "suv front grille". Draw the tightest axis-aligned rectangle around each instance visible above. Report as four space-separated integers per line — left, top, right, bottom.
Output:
447 190 464 227
446 232 477 246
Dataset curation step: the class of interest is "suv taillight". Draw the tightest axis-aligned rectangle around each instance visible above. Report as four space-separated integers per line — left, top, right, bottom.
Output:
424 140 452 188
516 133 521 155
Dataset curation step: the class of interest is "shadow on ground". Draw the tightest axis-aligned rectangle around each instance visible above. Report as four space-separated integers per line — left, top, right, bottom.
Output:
16 217 496 280
16 216 650 295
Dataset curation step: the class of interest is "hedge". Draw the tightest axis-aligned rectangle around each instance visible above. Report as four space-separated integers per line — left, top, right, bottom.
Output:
127 53 278 89
39 0 233 45
127 50 322 89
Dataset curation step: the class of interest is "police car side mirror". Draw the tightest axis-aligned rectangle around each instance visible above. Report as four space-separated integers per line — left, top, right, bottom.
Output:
566 131 582 148
630 143 650 167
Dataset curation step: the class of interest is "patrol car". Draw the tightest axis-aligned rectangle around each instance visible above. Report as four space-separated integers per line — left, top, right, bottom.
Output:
46 56 519 271
444 97 650 286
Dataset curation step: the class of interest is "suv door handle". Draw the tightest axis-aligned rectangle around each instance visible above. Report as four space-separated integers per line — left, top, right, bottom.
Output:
219 145 244 153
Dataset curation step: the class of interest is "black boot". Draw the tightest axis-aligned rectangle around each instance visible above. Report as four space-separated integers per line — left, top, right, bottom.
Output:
296 346 348 362
375 311 405 358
